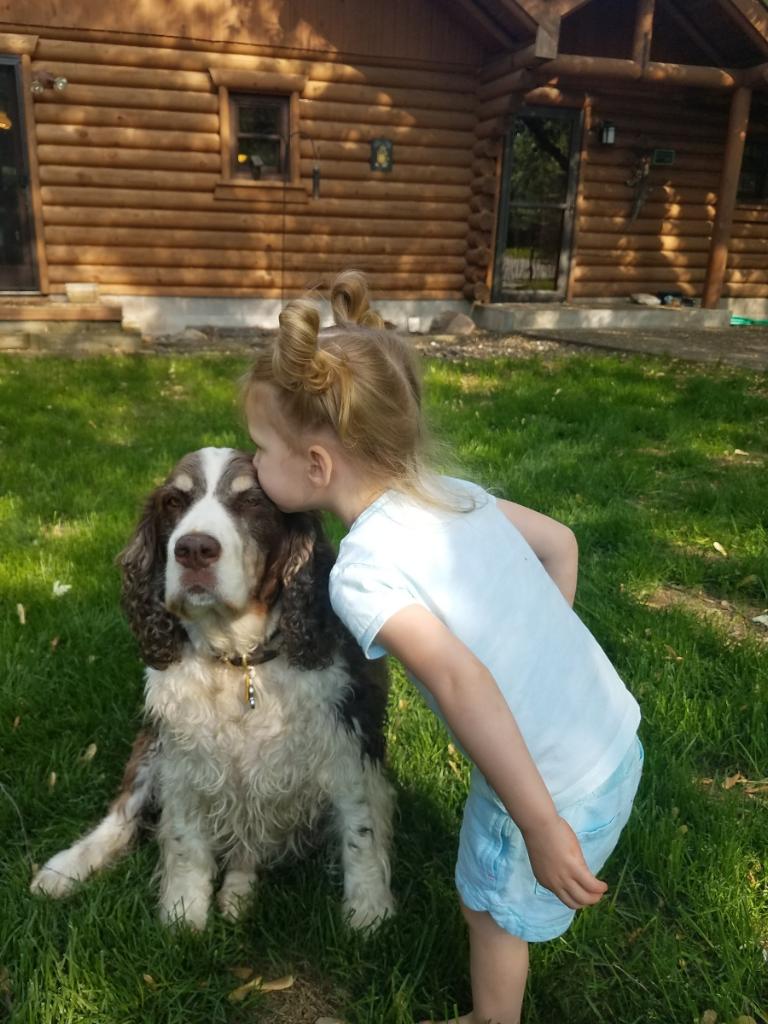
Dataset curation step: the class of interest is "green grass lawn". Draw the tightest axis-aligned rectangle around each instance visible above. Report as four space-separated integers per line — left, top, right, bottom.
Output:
1 349 766 1024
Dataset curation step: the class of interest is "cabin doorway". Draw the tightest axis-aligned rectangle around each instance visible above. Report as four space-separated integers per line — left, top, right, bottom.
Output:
492 107 581 301
0 57 37 291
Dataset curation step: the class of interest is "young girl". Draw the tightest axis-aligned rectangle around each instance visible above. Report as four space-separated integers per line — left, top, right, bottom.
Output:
243 271 643 1024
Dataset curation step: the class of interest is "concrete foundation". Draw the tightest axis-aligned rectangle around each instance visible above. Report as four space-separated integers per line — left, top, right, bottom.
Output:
473 301 732 332
111 294 470 335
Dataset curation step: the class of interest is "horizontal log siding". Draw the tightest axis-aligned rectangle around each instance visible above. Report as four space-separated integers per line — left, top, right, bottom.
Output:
571 90 768 300
27 38 477 299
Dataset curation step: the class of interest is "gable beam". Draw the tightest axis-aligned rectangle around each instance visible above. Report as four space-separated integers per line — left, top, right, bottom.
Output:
666 0 726 66
449 0 518 49
716 0 768 56
632 0 655 68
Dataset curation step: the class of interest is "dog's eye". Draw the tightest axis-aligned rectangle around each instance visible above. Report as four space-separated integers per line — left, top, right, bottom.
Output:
164 492 186 511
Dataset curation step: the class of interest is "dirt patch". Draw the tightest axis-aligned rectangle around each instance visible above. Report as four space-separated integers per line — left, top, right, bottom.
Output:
641 584 768 643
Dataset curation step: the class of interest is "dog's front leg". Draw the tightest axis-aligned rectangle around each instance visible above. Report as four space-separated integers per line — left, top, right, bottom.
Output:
157 793 215 930
330 749 396 930
217 845 258 920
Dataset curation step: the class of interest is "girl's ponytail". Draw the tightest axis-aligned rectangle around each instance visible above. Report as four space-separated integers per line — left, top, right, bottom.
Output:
330 270 384 328
275 298 339 396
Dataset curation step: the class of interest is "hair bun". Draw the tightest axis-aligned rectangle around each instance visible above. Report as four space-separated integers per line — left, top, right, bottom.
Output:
276 298 342 395
330 270 384 328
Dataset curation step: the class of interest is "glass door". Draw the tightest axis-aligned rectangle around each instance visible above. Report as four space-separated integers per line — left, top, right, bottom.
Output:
0 58 37 291
492 107 581 301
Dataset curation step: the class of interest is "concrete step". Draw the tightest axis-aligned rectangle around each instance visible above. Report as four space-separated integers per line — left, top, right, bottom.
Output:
474 302 732 332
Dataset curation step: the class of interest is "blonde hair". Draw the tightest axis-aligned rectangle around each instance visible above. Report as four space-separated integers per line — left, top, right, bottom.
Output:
245 270 449 506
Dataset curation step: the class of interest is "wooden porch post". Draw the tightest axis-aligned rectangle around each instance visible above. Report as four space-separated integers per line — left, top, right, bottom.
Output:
701 86 752 309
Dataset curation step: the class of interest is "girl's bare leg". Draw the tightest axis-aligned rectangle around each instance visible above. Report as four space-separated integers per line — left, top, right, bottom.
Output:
420 901 529 1024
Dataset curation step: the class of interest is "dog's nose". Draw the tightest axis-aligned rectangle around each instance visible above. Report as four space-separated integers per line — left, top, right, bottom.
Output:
174 533 222 569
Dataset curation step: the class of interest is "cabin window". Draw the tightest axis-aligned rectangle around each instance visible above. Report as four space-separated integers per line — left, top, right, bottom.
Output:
738 139 768 202
230 94 289 181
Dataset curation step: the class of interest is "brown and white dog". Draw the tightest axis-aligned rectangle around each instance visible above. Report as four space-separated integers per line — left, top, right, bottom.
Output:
31 447 394 931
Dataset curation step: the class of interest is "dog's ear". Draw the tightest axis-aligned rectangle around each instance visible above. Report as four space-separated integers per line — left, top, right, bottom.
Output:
261 512 338 670
117 493 186 670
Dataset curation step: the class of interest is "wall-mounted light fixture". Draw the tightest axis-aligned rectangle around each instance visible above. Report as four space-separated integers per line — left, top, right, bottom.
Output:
0 109 11 131
370 138 394 172
30 71 68 96
599 120 616 146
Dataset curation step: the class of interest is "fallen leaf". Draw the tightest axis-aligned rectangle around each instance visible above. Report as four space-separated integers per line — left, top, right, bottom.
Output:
227 967 254 981
733 448 749 456
261 975 294 993
699 1011 717 1024
50 636 60 652
16 604 25 625
228 976 263 1003
143 974 157 989
723 773 747 790
52 581 72 597
315 1019 346 1024
80 743 97 762
397 698 409 710
712 541 728 557
48 772 57 790
732 1017 757 1024
752 614 768 629
12 717 20 730
745 783 768 795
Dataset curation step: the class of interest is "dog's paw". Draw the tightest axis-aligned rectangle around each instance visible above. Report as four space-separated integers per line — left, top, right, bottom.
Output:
217 870 255 921
30 850 87 898
159 885 210 931
343 890 395 931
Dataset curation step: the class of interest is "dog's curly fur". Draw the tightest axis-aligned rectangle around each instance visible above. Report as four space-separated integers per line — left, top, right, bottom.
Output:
31 447 394 930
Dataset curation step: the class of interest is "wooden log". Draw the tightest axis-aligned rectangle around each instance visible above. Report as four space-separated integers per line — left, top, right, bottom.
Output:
66 284 465 299
463 281 491 302
299 99 475 132
40 166 220 191
573 266 705 282
34 84 218 113
577 232 711 251
480 78 532 121
34 103 219 133
0 32 38 54
36 145 221 173
287 179 470 202
471 158 496 177
298 159 472 186
299 139 472 167
471 175 497 197
579 216 714 236
565 93 589 302
466 247 491 267
577 251 708 268
301 79 475 113
470 193 494 213
577 198 717 219
48 265 466 290
522 86 584 108
573 281 697 297
44 224 468 254
33 38 474 92
580 182 718 204
46 245 466 273
41 187 470 221
468 210 494 231
473 138 501 159
632 0 655 68
300 118 473 149
31 60 211 92
644 62 736 89
582 165 718 189
36 123 220 152
721 284 768 297
702 87 752 308
476 117 505 140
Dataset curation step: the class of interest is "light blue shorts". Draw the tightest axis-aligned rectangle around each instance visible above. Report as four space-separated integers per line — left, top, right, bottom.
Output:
455 735 644 942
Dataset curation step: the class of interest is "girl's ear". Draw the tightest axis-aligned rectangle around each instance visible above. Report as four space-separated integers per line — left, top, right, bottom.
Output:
307 444 333 489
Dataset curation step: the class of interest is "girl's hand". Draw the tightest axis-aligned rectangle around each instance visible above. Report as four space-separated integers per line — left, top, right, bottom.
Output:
522 816 608 910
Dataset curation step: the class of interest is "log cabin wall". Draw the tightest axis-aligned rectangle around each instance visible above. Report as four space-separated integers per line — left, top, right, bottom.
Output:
572 87 729 300
0 0 485 304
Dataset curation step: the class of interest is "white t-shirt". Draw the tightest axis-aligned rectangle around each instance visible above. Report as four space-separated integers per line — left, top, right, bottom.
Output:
329 477 641 806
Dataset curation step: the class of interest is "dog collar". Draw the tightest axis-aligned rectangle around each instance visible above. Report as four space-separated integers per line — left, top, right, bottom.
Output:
217 633 281 709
